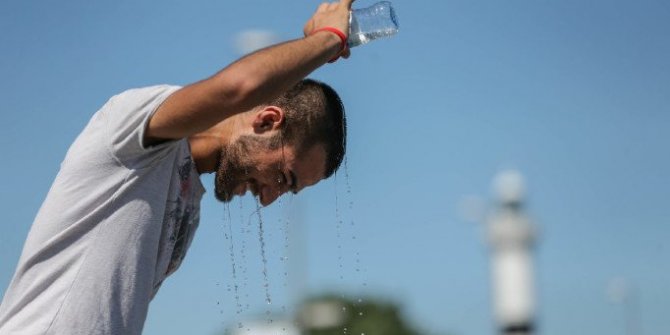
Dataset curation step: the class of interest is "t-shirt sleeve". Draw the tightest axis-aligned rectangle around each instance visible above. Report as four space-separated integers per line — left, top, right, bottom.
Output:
101 85 182 168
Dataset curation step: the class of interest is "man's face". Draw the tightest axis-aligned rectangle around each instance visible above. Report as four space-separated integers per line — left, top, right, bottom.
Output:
214 135 327 206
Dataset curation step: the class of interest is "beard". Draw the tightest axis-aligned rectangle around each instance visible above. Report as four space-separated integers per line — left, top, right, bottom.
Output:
214 134 279 203
214 153 247 203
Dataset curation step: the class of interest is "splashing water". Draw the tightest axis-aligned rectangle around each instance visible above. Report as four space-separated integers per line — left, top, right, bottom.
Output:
344 157 361 273
238 198 251 311
277 197 291 319
344 158 368 306
223 204 242 316
253 198 272 305
334 173 346 282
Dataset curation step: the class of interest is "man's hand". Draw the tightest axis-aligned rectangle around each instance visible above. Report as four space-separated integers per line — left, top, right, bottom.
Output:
303 0 355 59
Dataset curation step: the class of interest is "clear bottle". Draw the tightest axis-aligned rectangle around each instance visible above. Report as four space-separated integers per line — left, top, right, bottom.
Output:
348 1 399 48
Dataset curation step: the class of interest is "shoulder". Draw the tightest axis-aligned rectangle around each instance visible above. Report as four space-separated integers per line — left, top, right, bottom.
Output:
111 85 182 104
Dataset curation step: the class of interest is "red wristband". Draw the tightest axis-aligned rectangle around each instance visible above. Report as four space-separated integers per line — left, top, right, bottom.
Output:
311 27 348 63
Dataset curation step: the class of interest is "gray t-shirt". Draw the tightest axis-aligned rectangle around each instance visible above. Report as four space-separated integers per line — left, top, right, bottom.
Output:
0 85 205 335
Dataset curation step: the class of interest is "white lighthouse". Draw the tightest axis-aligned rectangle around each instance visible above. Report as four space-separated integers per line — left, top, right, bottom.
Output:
487 170 537 335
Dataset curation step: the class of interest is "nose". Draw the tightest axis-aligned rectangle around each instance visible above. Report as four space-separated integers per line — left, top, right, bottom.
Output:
260 185 287 206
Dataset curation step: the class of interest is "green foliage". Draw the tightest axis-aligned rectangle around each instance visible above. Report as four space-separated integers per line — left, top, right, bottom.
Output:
302 295 421 335
217 294 452 335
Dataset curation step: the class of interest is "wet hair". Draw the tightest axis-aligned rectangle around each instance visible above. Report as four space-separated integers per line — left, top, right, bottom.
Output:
270 79 347 179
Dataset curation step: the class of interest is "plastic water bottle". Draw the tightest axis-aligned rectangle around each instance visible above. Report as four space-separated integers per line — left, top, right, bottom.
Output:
348 1 399 48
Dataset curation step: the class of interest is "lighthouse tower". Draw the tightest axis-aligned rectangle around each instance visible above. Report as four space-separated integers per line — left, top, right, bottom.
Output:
487 171 537 335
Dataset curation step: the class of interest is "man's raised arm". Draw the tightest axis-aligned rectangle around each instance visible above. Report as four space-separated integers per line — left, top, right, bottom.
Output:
146 0 354 143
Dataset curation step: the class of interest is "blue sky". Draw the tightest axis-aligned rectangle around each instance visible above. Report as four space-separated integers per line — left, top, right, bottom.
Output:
1 1 669 334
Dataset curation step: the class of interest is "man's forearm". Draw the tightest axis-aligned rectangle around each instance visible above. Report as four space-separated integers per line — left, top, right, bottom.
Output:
147 31 342 141
212 31 342 111
147 0 354 142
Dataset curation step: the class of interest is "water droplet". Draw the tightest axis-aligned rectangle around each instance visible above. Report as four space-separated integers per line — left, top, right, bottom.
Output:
255 200 273 306
222 204 243 316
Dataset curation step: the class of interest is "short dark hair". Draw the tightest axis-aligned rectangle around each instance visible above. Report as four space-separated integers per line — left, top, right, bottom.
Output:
270 79 347 179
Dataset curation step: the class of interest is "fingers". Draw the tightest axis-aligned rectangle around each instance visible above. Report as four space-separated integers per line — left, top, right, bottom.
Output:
306 0 355 63
318 0 354 11
317 3 329 12
340 48 351 59
303 20 314 37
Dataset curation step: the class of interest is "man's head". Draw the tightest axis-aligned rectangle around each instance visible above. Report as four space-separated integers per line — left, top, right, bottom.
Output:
214 79 347 206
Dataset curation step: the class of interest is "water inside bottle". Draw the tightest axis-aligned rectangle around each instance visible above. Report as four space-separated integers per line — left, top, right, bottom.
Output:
348 1 399 48
349 29 398 47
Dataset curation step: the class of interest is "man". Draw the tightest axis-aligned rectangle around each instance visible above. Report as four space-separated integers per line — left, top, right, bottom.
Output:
0 1 353 334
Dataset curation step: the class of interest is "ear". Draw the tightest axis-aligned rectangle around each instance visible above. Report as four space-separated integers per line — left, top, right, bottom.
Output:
252 106 285 134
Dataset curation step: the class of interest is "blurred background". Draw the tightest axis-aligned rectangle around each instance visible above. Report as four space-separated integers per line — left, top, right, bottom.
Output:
1 0 669 334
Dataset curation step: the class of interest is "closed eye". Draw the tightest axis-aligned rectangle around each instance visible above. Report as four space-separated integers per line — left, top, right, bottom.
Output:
289 170 298 194
280 170 295 194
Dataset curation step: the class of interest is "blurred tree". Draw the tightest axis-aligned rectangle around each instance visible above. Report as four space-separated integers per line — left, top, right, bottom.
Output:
299 295 443 335
218 295 451 335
